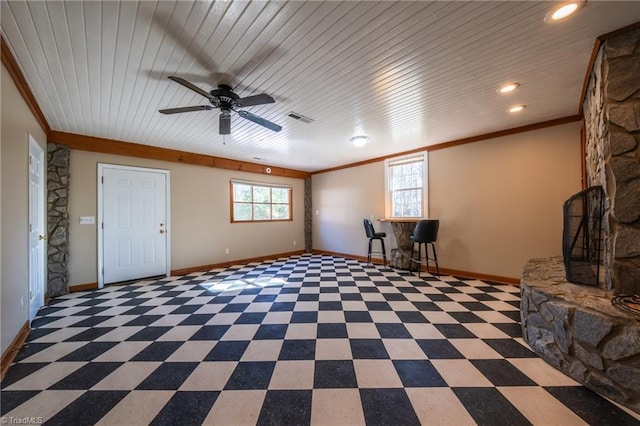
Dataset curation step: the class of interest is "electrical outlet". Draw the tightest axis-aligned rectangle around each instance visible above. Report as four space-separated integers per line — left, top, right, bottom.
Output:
21 296 24 309
293 240 296 246
225 248 230 254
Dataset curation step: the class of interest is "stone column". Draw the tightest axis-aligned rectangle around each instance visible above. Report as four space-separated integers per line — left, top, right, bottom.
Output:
583 29 640 295
47 143 70 297
389 222 415 269
304 177 312 253
604 30 640 295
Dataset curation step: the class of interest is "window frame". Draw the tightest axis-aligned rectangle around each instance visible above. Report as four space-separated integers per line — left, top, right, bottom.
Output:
384 152 429 219
230 179 293 223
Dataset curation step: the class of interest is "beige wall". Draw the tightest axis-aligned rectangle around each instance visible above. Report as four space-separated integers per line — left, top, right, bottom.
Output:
68 151 305 285
312 161 392 257
312 122 582 279
429 122 582 277
1 64 48 354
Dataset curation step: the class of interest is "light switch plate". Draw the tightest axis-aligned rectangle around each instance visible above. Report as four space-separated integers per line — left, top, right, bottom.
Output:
79 216 95 225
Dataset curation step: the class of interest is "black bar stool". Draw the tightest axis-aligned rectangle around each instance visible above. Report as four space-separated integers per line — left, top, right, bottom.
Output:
363 219 387 267
409 219 440 277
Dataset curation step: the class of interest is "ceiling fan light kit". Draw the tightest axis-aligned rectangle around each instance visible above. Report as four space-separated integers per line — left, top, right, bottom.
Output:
159 76 282 136
219 112 231 135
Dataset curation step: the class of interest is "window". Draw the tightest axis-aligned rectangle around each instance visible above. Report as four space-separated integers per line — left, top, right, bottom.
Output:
384 152 428 218
231 180 292 222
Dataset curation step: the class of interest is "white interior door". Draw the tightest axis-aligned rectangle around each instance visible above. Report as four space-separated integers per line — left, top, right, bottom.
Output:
28 136 45 321
101 165 170 285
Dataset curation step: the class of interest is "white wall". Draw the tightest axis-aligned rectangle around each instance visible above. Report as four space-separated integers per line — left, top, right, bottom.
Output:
68 151 305 285
312 122 583 279
1 64 48 354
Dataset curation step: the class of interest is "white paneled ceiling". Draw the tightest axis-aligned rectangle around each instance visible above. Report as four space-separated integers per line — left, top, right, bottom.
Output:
2 1 640 172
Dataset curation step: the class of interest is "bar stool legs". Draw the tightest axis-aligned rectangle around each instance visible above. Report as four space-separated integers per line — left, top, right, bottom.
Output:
410 241 439 277
409 219 440 278
430 242 440 276
367 237 387 267
363 218 387 268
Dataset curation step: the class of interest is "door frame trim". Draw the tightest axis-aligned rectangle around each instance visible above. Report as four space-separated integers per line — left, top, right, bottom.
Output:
28 135 45 321
97 163 171 288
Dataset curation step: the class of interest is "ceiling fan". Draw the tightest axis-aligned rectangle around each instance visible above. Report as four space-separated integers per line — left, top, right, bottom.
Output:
159 76 282 135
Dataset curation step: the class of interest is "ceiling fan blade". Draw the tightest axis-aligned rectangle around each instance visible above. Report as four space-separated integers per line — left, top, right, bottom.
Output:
236 93 275 107
168 76 216 101
220 112 231 135
159 105 213 114
237 110 282 132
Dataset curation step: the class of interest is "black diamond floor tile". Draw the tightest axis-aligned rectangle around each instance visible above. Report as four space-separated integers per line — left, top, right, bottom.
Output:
58 342 119 361
0 391 41 415
257 390 312 425
350 339 389 359
254 324 288 340
360 388 421 426
136 362 198 390
150 391 219 426
45 391 129 426
471 359 538 386
49 362 123 390
313 360 358 388
393 360 447 387
278 339 316 360
317 323 348 338
416 339 465 359
224 362 276 390
453 387 532 426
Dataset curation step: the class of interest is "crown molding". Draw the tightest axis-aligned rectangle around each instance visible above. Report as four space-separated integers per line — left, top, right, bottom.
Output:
49 131 311 179
1 35 51 135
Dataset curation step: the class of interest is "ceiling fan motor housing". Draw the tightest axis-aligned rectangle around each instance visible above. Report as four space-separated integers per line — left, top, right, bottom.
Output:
211 84 239 106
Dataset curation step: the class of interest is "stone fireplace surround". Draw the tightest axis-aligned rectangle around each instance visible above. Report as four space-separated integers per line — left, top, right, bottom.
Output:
521 258 639 412
521 27 640 413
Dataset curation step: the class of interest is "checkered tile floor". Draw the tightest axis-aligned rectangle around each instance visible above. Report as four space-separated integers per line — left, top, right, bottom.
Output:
2 255 639 425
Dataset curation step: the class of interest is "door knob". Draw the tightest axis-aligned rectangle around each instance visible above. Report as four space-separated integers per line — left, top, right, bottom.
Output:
39 235 47 240
159 229 165 234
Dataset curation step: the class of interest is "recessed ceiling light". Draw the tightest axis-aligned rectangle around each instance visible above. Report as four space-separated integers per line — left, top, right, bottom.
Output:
507 105 526 113
349 135 369 147
545 2 584 23
498 83 520 94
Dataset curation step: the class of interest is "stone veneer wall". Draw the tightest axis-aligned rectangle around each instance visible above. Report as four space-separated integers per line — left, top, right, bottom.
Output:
47 143 70 297
521 257 639 413
583 28 640 294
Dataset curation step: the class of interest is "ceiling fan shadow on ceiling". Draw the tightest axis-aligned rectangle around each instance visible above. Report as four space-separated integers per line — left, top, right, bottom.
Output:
159 76 282 135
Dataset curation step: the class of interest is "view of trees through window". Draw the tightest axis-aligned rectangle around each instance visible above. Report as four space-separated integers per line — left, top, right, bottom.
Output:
231 181 292 222
389 157 424 217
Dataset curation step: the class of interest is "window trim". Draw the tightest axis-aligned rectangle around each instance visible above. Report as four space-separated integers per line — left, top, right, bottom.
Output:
384 152 429 218
230 179 293 223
